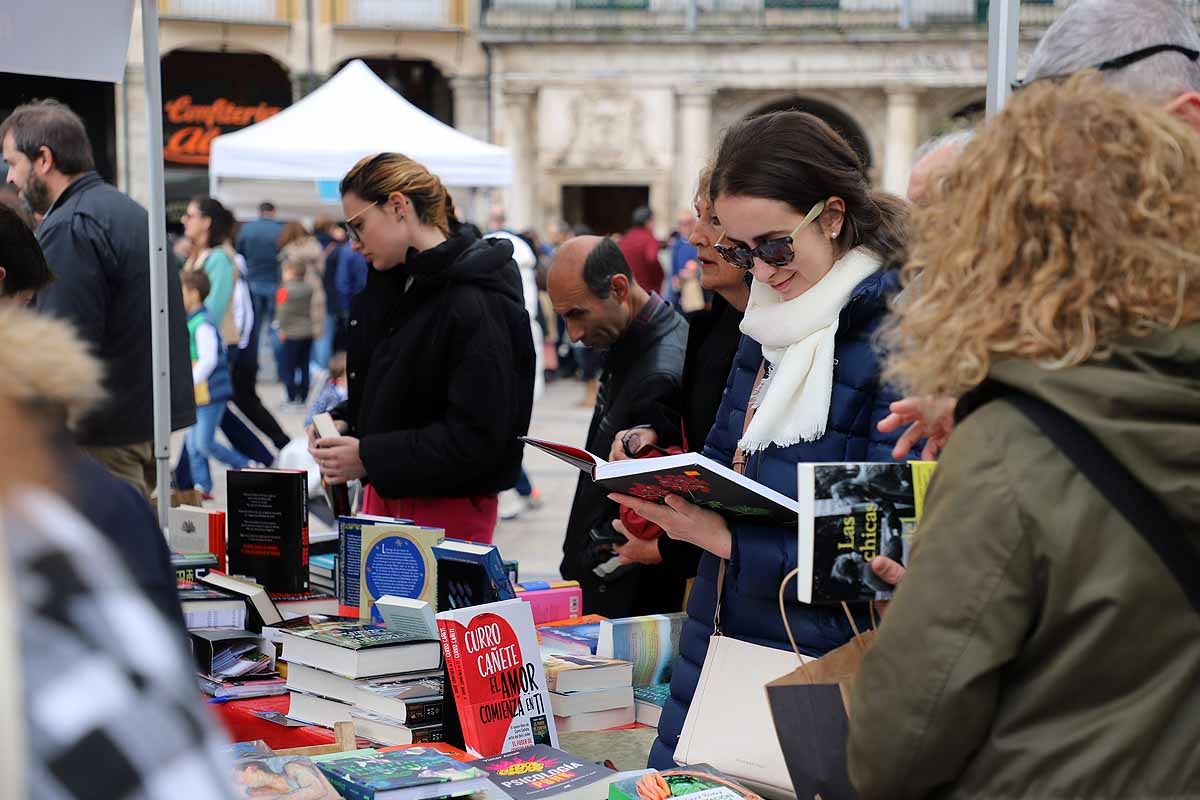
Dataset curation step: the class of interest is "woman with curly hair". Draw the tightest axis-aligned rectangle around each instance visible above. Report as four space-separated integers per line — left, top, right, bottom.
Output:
849 74 1200 799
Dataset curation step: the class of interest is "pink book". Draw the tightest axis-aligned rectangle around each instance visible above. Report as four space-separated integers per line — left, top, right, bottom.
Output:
515 581 583 625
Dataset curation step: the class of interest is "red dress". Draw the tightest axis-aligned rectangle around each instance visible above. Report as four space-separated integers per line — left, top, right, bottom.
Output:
361 484 499 544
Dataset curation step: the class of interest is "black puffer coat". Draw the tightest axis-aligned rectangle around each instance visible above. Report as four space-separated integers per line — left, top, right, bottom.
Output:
332 233 535 498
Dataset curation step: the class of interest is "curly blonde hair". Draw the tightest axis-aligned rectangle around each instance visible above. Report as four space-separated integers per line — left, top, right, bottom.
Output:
882 73 1200 398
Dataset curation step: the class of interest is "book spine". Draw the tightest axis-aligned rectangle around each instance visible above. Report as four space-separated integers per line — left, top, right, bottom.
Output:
437 618 475 752
211 512 227 573
411 724 445 743
411 697 444 724
339 522 362 616
298 473 310 592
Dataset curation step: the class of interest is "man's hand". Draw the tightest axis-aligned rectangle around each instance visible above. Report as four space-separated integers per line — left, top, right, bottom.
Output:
608 492 731 559
870 556 906 616
877 396 957 461
611 519 663 565
609 427 659 462
311 435 365 484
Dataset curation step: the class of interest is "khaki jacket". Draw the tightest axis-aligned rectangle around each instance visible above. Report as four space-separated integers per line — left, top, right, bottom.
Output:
849 326 1200 799
279 237 327 338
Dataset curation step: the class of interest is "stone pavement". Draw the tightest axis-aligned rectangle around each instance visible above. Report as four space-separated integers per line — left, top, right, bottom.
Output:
175 374 594 583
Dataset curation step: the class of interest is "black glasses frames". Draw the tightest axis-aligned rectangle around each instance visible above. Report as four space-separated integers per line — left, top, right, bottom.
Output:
1011 44 1200 92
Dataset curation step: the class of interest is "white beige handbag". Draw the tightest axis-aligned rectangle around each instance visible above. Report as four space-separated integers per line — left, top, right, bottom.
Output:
673 559 807 799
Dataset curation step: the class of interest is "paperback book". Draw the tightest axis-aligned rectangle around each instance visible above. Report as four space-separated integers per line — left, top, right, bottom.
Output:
536 616 605 657
543 654 631 693
471 745 618 800
197 570 284 631
522 437 798 525
232 755 340 800
633 684 670 728
177 577 247 629
227 469 310 594
515 581 583 625
437 598 558 757
313 748 491 800
608 766 761 800
173 551 218 582
279 618 443 679
169 505 227 571
796 462 937 604
597 613 685 687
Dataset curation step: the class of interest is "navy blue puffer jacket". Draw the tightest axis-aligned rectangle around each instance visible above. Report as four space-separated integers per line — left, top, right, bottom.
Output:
649 267 907 768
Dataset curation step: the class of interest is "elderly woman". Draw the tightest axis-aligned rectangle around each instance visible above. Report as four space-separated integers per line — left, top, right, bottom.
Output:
850 75 1200 799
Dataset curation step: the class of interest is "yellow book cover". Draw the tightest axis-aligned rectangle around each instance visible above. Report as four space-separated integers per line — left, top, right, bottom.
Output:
358 523 445 623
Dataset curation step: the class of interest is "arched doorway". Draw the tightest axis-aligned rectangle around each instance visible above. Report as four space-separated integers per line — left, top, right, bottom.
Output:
749 96 873 170
161 49 292 229
339 58 454 127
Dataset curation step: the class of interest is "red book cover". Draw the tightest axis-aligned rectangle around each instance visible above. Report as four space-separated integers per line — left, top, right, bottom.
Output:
436 599 558 757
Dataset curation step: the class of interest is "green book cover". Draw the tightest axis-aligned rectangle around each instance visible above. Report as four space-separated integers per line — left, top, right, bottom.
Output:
608 766 760 800
314 749 486 793
285 619 415 650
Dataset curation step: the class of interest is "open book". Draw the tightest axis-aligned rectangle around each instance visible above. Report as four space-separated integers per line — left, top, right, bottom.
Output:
521 437 798 525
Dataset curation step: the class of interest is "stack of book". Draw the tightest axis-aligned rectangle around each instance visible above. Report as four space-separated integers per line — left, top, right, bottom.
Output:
177 577 246 630
310 552 336 595
280 616 447 746
545 653 635 732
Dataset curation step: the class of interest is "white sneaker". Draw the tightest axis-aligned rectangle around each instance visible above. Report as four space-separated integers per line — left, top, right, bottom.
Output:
498 489 527 521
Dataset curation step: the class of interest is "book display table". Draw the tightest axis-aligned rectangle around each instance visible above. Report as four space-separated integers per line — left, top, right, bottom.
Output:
211 695 658 767
211 695 341 751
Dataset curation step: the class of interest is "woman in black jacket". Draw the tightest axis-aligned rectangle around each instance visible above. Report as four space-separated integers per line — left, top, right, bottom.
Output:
309 153 535 543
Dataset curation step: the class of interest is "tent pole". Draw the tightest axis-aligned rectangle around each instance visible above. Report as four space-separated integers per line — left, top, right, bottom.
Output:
986 0 1020 117
141 0 173 530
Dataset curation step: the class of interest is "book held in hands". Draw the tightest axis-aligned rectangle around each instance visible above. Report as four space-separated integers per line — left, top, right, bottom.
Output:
522 437 798 525
796 461 937 604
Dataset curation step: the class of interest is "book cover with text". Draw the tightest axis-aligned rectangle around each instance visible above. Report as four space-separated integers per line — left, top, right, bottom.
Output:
438 598 558 757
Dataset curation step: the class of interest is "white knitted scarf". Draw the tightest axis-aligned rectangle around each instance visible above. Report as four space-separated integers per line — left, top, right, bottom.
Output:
737 247 882 452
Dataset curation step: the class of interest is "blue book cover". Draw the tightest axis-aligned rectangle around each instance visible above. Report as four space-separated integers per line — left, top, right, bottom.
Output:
537 622 601 656
337 515 415 615
433 539 516 610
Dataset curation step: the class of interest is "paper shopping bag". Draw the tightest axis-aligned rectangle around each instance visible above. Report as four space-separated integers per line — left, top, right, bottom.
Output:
765 629 876 800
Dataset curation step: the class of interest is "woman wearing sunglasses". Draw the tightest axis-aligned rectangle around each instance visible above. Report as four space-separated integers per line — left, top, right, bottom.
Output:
307 153 535 543
610 111 910 769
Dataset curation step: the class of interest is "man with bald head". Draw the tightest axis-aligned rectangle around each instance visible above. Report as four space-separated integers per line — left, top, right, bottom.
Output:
907 130 972 206
549 236 689 617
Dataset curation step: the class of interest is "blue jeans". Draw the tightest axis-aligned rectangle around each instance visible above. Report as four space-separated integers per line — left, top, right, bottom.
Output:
311 311 336 373
186 402 251 492
514 466 533 497
251 288 283 382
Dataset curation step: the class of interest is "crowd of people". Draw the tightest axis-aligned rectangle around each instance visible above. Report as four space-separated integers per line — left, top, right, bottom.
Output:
2 0 1199 796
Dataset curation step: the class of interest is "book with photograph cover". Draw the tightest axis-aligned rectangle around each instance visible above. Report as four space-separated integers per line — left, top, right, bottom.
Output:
797 462 937 604
232 755 341 799
522 438 797 525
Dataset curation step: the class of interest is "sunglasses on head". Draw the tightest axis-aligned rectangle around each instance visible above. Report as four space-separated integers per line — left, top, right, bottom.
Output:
1011 43 1200 91
713 200 826 270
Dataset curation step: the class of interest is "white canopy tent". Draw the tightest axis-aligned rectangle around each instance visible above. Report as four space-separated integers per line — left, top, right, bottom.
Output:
209 59 512 220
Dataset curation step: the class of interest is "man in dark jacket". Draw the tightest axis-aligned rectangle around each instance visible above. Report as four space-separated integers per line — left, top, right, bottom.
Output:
549 236 688 617
1 100 194 497
236 201 285 378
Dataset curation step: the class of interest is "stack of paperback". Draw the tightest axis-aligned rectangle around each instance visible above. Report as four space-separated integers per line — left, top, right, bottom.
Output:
280 612 446 746
310 552 337 595
177 577 246 630
544 653 634 732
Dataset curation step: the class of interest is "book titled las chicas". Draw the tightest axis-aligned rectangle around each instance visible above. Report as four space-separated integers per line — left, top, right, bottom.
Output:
437 598 558 757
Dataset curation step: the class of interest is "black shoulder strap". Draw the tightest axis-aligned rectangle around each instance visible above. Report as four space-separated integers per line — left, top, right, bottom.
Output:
980 385 1200 613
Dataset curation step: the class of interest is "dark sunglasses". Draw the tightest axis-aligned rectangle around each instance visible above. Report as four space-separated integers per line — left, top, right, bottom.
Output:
1011 43 1200 91
713 201 825 270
